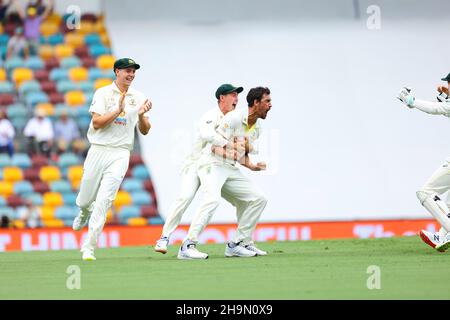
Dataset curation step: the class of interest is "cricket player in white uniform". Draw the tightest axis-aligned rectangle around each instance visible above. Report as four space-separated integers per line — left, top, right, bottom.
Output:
178 87 271 259
154 84 244 254
72 58 152 261
397 72 450 252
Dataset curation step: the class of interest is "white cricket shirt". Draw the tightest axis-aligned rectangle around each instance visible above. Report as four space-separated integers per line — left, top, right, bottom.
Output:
87 81 148 150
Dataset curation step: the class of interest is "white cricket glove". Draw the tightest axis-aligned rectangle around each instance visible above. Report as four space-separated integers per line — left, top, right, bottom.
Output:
437 91 449 102
397 87 415 108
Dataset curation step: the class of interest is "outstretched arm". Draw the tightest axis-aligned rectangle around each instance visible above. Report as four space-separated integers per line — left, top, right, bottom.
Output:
398 87 450 115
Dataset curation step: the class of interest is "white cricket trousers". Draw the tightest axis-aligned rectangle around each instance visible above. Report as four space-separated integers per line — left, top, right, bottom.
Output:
77 144 130 252
186 163 267 245
161 164 200 238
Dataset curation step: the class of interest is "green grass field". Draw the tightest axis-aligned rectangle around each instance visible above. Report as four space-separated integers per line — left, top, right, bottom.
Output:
1 236 449 300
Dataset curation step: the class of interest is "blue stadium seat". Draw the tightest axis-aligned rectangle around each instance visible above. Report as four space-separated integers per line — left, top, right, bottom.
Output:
6 104 28 120
0 81 14 94
56 80 78 93
0 154 12 167
88 68 115 81
4 57 24 72
122 178 143 193
19 80 41 96
62 192 77 206
25 57 44 70
0 206 15 219
131 191 152 206
25 193 43 206
55 206 78 220
50 180 73 193
84 33 102 46
83 91 94 104
89 44 111 57
25 91 49 107
0 196 6 207
13 180 34 195
132 164 150 179
10 117 28 132
49 68 69 81
58 153 81 168
54 104 77 117
77 115 91 131
0 34 9 47
119 205 140 221
60 56 81 69
48 33 65 46
148 216 164 225
73 105 91 117
79 81 94 93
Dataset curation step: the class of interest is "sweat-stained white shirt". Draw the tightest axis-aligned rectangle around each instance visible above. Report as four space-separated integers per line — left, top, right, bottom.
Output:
87 81 149 150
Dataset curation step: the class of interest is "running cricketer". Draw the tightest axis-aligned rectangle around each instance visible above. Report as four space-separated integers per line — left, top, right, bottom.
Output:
397 72 450 252
154 84 263 254
178 86 271 259
72 58 152 261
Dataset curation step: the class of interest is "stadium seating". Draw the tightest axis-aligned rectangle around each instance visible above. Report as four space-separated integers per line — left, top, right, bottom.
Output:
0 11 160 229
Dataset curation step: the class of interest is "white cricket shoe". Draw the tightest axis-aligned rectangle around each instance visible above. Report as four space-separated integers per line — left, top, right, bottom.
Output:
435 233 450 253
72 213 89 231
245 243 268 256
225 241 257 257
177 242 208 260
154 236 169 254
82 249 96 261
419 230 449 252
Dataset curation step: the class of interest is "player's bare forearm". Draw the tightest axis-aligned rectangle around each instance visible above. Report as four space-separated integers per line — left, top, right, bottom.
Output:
138 115 151 135
211 145 238 161
91 110 122 130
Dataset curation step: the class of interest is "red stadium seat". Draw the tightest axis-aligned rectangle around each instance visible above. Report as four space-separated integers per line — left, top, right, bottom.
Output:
6 195 25 208
143 180 154 194
0 94 14 106
75 46 90 59
48 92 65 104
81 56 96 68
40 81 57 95
23 168 40 181
81 13 98 23
125 168 133 178
140 205 157 218
31 154 49 167
32 181 50 193
34 69 50 82
129 154 144 168
44 57 60 71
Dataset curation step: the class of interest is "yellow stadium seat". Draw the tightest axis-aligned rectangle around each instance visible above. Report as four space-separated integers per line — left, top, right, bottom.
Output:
3 167 23 182
127 217 147 226
94 78 112 90
0 24 3 34
71 179 81 190
68 165 83 182
43 192 64 207
113 191 132 207
0 68 6 81
40 22 59 37
100 33 111 47
106 209 113 222
39 45 54 60
12 219 25 229
54 44 74 59
36 103 55 116
93 21 106 33
46 14 62 24
65 90 85 106
96 55 115 70
68 67 88 82
78 21 95 34
39 166 61 183
42 219 64 228
40 206 55 220
0 181 13 197
12 68 33 86
65 32 85 48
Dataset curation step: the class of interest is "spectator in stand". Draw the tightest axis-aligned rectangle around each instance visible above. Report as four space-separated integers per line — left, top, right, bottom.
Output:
54 110 81 154
6 26 30 59
0 109 15 157
26 0 48 16
17 199 41 228
13 0 54 56
24 108 54 157
0 214 10 228
0 0 11 25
